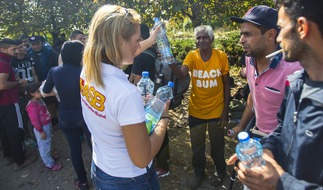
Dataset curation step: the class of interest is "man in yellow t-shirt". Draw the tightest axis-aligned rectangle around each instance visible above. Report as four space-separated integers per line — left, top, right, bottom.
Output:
169 25 230 189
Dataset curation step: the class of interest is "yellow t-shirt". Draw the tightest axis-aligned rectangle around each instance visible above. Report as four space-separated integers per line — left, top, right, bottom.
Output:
183 49 229 119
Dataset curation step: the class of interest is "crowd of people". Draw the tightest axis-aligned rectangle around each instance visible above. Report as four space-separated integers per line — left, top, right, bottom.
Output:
0 0 322 190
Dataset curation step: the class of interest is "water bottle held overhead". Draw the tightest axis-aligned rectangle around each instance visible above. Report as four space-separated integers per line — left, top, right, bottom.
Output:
153 17 175 65
236 132 265 168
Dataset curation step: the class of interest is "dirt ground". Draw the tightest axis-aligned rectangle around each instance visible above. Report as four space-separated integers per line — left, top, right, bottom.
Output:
0 79 245 190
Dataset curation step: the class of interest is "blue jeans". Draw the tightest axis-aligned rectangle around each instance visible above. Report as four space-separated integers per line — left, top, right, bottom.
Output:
91 162 160 190
189 115 226 176
61 119 92 184
34 124 54 168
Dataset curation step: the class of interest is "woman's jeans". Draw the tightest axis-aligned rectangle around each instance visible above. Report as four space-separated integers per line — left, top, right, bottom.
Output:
91 162 160 190
34 124 54 168
61 120 92 183
189 115 226 176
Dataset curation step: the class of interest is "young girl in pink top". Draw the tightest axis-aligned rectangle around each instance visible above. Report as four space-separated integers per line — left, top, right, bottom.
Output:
25 82 62 171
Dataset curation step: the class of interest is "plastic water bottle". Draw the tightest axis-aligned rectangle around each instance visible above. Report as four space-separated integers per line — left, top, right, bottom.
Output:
137 71 154 107
153 17 175 65
145 81 174 134
236 131 266 168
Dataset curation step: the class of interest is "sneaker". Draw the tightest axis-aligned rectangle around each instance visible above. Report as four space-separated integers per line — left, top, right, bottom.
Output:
156 168 170 178
47 162 62 171
13 155 37 171
4 157 13 166
74 179 89 190
189 175 204 190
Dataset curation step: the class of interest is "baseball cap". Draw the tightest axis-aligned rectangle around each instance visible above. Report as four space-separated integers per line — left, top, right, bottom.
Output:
28 36 41 44
230 5 279 32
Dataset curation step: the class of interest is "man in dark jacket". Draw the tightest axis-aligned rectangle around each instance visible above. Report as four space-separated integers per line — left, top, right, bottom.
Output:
228 0 323 189
27 36 59 125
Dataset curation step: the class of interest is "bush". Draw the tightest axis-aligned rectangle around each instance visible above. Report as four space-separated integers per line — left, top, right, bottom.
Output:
170 38 195 62
214 30 243 65
169 30 243 66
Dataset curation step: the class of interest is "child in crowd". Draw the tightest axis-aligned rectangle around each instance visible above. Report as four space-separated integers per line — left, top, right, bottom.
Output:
25 82 62 171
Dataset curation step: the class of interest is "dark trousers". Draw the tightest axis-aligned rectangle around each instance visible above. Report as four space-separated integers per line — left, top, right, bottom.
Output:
19 95 35 139
0 104 25 165
155 130 170 170
61 120 92 183
189 115 226 176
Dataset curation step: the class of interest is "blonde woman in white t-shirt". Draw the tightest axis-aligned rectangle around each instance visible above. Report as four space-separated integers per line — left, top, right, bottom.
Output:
80 5 169 190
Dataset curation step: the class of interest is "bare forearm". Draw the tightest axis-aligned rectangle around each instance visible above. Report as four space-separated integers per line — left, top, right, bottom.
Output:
136 37 155 56
239 94 255 129
222 74 230 116
0 80 20 90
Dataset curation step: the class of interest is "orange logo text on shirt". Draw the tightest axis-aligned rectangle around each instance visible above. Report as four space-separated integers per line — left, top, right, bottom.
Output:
80 78 106 112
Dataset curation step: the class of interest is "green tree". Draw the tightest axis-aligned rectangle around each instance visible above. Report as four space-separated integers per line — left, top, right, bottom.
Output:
0 0 97 43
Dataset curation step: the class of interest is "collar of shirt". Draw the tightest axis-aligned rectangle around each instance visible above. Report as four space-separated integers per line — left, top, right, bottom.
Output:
250 53 282 76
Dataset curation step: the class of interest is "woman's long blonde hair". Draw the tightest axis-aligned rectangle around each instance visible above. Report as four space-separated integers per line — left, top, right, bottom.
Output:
83 5 140 87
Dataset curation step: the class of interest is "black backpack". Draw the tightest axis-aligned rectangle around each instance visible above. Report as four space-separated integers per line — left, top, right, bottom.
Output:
142 50 190 109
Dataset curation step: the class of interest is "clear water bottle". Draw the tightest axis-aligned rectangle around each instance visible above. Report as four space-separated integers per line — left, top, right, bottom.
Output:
145 81 174 135
137 71 154 107
153 17 175 65
236 131 266 168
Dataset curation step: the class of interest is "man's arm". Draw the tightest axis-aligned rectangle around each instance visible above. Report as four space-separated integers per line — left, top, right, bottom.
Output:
31 67 39 83
133 74 142 86
168 64 189 80
0 73 27 90
234 153 323 190
220 73 230 126
230 93 255 138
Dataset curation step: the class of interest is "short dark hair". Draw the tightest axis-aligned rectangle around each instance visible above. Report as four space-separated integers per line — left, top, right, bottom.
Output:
276 0 323 36
15 39 23 45
19 34 29 40
140 24 150 40
26 82 41 100
0 38 18 48
70 30 84 40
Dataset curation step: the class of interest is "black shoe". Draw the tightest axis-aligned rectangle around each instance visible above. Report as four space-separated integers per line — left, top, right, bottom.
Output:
189 175 204 190
212 172 227 187
74 179 89 190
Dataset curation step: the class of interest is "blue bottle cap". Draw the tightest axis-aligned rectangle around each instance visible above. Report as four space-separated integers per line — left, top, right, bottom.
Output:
153 17 159 22
167 81 174 87
142 71 149 77
238 131 250 142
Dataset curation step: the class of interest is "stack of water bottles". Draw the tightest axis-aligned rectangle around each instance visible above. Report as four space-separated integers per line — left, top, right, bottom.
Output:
136 71 154 108
137 71 174 135
236 131 266 168
153 17 175 65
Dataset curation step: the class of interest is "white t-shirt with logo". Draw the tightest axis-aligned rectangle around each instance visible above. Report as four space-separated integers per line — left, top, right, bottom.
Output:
80 63 151 178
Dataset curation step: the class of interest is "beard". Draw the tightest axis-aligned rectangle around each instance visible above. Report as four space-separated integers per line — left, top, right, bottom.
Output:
283 27 310 63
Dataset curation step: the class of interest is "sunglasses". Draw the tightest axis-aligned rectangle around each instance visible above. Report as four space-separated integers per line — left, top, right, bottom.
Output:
105 8 132 21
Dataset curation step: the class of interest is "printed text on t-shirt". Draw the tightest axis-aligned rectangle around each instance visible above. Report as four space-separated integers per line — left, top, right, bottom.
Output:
192 69 222 88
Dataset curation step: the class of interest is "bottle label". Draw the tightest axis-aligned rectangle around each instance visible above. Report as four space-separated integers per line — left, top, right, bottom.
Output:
145 112 159 135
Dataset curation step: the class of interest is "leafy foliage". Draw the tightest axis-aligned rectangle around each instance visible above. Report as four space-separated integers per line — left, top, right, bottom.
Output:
170 30 242 66
1 0 275 41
